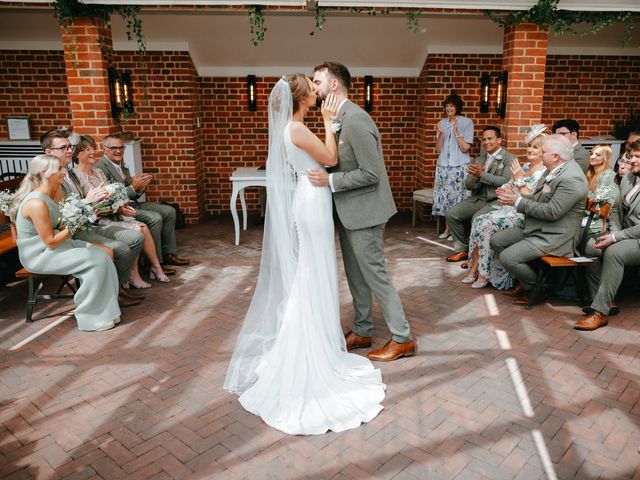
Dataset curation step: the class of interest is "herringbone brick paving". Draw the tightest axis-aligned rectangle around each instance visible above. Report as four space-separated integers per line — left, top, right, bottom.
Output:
1 215 639 479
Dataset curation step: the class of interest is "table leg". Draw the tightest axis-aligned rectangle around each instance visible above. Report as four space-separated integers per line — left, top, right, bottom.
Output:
230 185 241 245
240 189 248 230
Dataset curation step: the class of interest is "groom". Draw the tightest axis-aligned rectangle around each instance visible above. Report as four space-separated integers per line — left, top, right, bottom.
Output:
308 61 415 361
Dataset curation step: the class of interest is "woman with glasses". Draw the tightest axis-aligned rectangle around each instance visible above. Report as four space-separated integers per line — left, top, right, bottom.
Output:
72 135 170 286
615 152 633 185
7 154 121 331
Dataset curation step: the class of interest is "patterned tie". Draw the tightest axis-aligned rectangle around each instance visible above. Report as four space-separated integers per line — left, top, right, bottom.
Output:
484 153 494 172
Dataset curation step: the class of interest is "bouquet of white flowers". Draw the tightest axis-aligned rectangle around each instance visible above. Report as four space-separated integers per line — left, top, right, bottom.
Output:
590 185 615 208
0 189 13 215
59 194 97 234
93 183 129 214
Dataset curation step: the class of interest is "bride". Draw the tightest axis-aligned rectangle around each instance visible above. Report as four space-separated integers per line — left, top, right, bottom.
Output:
224 74 385 435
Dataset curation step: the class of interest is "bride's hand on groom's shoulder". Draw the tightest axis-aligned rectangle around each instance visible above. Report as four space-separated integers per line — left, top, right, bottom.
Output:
321 93 339 122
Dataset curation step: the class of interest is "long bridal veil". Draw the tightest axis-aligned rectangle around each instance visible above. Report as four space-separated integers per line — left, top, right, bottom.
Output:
224 79 298 394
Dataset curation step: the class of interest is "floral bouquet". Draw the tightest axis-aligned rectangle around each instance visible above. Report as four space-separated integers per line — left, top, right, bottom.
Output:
590 185 615 208
59 194 97 234
93 183 129 214
0 189 13 215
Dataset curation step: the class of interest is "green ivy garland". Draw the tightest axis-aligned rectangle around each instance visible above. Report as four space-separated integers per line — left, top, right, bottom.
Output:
406 10 421 34
310 5 326 36
248 6 267 46
485 0 638 45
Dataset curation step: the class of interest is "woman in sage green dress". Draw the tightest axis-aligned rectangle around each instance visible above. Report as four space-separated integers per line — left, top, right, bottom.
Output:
8 154 121 331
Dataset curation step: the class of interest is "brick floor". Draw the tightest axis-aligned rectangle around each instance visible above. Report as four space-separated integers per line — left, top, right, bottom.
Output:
1 214 640 479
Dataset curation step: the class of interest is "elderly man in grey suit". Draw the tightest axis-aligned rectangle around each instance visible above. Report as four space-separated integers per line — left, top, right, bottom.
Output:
41 129 144 306
553 119 589 173
578 141 640 330
445 126 516 262
96 134 189 269
491 134 589 304
308 61 414 362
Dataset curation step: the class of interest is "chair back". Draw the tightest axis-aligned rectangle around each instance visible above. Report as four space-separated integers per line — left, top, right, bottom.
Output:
578 200 612 255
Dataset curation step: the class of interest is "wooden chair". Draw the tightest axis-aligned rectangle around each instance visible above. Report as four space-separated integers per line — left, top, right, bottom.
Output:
412 188 440 232
525 201 610 309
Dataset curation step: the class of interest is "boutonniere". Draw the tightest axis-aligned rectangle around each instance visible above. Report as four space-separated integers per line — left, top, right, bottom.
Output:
331 120 342 134
544 173 556 183
494 154 504 161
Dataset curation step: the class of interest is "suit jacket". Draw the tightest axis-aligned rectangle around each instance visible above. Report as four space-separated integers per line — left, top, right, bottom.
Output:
330 99 397 230
609 174 640 242
517 159 588 256
95 155 141 202
573 143 589 173
464 149 516 203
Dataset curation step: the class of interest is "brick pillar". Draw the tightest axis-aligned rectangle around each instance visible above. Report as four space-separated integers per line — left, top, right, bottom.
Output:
61 18 118 138
501 23 548 155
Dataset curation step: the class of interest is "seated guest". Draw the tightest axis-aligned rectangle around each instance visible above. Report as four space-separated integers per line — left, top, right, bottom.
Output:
615 153 632 185
96 134 190 269
584 145 618 235
7 154 121 331
490 134 589 304
615 131 640 172
578 141 640 331
552 119 589 173
463 125 547 290
445 126 516 262
41 129 144 306
72 135 170 285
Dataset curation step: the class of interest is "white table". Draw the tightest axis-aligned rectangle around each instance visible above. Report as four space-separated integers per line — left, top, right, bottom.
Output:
230 167 266 245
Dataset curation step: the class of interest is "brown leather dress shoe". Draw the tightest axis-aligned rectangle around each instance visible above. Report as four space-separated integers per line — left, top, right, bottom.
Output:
119 287 145 300
501 283 524 297
118 294 141 308
446 251 468 262
163 253 190 266
161 266 176 276
367 339 416 361
461 261 469 269
345 331 372 351
574 311 608 331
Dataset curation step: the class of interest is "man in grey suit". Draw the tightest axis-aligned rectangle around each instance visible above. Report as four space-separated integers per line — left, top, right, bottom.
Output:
578 141 640 330
96 134 189 269
491 134 589 304
41 129 144 306
445 126 516 262
553 119 589 173
308 61 414 362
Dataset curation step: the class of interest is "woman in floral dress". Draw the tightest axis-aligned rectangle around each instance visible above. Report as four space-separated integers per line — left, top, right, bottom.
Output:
433 93 473 239
584 145 618 235
462 125 547 290
72 135 170 286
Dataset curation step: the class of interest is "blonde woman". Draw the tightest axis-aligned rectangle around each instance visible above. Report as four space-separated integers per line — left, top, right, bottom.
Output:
8 154 120 331
584 145 618 234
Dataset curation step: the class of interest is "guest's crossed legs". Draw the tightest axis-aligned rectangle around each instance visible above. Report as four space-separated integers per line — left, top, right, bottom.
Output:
446 199 495 253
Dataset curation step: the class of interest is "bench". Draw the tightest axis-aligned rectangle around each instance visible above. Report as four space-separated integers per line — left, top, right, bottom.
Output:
15 269 78 323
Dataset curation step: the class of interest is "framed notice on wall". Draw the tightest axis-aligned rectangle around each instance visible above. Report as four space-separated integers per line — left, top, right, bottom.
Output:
6 116 31 140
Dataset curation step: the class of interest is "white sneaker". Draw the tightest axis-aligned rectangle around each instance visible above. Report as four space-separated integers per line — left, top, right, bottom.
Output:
438 232 449 239
447 235 453 241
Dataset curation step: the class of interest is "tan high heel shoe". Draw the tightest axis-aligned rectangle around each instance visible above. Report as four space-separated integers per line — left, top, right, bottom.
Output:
128 275 152 289
149 267 170 283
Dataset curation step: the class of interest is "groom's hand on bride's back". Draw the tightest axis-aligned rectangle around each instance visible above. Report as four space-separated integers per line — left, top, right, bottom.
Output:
308 168 330 187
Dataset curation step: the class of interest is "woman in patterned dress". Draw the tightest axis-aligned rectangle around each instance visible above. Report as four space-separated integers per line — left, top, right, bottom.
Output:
72 135 170 287
433 94 473 239
462 125 548 290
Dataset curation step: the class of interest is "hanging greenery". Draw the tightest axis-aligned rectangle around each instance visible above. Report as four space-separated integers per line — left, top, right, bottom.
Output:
248 6 267 46
310 5 326 36
53 0 146 57
484 0 639 45
406 10 421 34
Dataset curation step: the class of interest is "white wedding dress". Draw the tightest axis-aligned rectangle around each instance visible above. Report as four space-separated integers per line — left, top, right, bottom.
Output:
226 120 385 435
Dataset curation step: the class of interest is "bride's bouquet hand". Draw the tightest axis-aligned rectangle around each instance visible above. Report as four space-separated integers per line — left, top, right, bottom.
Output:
321 93 339 123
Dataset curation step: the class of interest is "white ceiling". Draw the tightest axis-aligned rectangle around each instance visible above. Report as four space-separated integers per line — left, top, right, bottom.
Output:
0 7 638 77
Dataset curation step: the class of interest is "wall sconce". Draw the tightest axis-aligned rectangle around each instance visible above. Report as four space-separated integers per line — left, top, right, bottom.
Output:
364 75 373 112
495 71 508 118
247 75 257 112
108 67 134 118
480 73 490 113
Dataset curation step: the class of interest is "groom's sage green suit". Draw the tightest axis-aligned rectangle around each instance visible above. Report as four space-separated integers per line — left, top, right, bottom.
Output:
329 99 411 344
490 159 589 291
584 173 640 315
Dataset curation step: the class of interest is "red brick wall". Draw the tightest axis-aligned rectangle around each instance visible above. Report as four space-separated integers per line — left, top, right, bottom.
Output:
1 49 639 217
111 51 202 222
542 55 640 138
198 75 418 215
0 51 71 139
